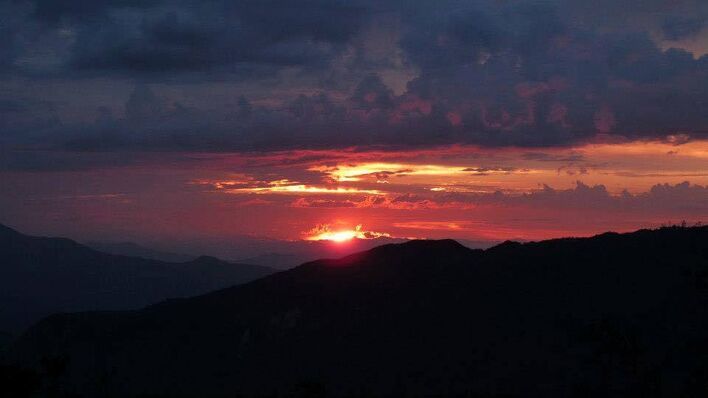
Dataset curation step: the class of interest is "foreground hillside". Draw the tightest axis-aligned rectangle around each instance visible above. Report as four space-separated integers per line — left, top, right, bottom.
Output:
0 224 274 334
6 226 708 397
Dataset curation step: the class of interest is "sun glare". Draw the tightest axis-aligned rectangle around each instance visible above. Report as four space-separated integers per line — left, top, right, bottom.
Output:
319 230 358 243
305 224 390 243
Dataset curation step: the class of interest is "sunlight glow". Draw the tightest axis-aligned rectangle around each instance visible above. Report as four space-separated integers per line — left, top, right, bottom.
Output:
230 185 382 195
305 224 390 242
309 163 471 182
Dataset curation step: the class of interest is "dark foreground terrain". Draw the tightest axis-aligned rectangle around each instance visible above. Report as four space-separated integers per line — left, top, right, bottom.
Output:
4 226 708 397
0 224 274 334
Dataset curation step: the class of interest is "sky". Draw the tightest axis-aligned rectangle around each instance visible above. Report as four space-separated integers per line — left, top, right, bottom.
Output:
0 0 707 257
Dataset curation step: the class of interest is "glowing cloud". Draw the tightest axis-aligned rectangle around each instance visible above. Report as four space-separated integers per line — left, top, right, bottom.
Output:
309 163 471 182
197 179 383 195
393 221 465 230
231 185 383 195
305 224 391 242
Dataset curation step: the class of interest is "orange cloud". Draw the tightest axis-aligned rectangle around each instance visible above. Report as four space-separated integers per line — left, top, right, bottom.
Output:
309 162 472 182
195 178 383 195
230 185 382 195
393 221 464 230
290 195 479 210
304 224 391 242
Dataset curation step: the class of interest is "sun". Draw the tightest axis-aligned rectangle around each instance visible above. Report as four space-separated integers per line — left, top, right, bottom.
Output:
304 224 390 243
307 227 360 243
315 230 358 243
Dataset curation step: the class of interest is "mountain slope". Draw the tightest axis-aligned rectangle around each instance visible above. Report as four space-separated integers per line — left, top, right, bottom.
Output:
7 227 708 397
84 241 194 263
0 224 274 334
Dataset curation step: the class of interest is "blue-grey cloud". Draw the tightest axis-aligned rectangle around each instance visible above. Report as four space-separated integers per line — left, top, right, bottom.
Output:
3 0 369 76
662 15 705 41
0 0 707 162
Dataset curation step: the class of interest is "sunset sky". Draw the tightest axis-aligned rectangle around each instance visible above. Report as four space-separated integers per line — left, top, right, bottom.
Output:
1 0 706 256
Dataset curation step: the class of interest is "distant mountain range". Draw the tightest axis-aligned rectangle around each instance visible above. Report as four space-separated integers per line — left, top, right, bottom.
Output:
86 236 415 270
85 235 499 270
229 238 498 269
0 224 274 334
234 251 305 270
151 235 498 270
5 226 708 397
84 241 195 263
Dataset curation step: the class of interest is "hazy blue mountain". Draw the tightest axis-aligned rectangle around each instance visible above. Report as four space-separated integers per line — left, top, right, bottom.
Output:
236 240 499 269
235 252 304 270
0 224 274 334
85 241 194 263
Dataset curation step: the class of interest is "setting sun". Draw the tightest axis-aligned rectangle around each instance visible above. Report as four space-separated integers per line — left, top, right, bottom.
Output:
305 224 390 242
315 230 358 243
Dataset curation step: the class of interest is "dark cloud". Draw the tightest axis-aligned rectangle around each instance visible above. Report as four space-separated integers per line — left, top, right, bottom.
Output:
398 1 708 146
662 15 706 41
462 167 518 174
522 152 585 162
29 0 151 24
514 181 708 214
4 0 369 76
1 0 707 156
351 74 395 111
291 197 357 208
386 181 708 214
0 96 59 145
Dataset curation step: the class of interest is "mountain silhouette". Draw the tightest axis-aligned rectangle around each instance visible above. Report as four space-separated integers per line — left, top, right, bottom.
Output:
0 224 274 334
84 241 195 263
5 226 708 397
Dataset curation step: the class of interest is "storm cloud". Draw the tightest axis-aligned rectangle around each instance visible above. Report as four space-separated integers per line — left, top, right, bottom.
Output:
1 0 707 161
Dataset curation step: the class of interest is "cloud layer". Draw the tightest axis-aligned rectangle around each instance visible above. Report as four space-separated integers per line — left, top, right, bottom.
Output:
0 0 706 158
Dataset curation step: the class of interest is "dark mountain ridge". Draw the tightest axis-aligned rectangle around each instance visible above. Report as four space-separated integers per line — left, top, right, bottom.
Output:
84 240 194 263
6 226 708 397
0 224 274 334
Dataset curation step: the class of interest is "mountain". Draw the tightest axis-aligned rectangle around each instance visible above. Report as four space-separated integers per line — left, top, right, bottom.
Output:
84 241 194 263
0 224 274 334
236 240 498 270
160 235 412 270
5 226 708 397
235 251 304 269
